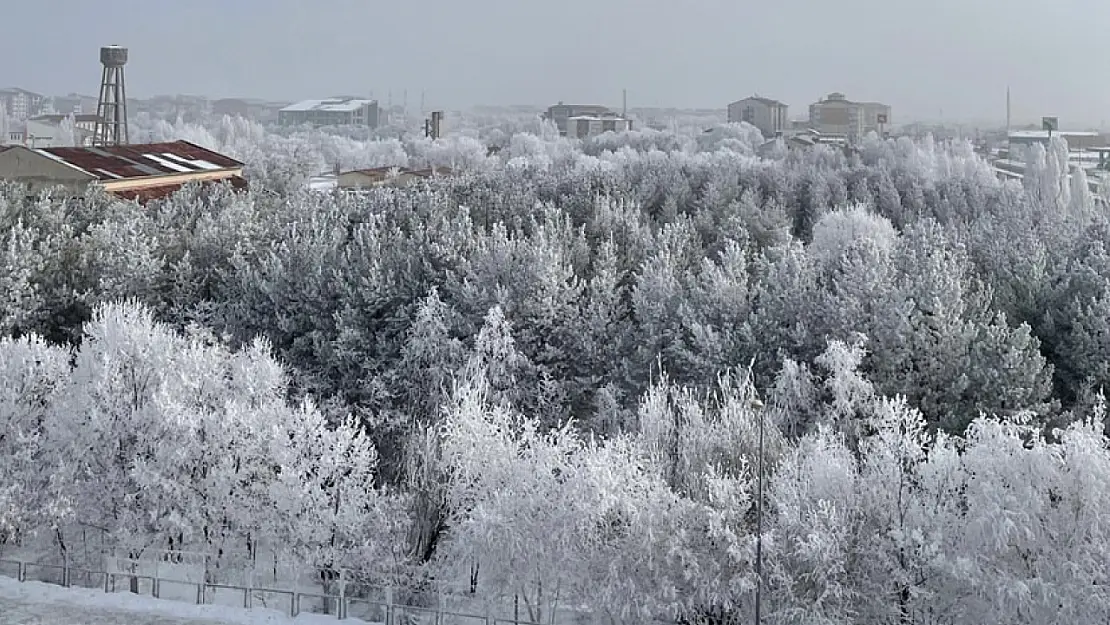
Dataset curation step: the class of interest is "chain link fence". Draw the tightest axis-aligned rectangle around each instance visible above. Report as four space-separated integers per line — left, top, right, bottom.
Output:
0 551 594 625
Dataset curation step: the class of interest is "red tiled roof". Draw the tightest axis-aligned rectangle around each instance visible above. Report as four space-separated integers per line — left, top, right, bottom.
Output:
37 140 243 181
110 175 248 203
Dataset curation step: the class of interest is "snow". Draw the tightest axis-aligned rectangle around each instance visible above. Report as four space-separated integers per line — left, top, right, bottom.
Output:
280 100 374 113
0 576 374 625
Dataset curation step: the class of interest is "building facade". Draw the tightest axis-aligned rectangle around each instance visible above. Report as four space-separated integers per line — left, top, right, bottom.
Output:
543 103 616 136
278 98 380 128
808 92 891 142
565 114 633 139
49 93 99 116
727 96 789 137
0 88 45 120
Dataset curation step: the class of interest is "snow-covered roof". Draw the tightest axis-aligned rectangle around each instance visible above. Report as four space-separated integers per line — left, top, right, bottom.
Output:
567 114 630 122
1009 130 1100 139
281 98 376 113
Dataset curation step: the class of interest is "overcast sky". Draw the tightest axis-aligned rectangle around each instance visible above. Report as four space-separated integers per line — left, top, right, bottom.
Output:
2 0 1106 126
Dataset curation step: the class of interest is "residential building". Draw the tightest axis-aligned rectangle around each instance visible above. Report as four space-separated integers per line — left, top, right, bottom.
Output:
565 114 633 139
0 140 246 202
543 103 616 136
338 165 453 190
808 92 892 142
727 96 789 137
0 88 45 120
278 98 380 128
49 93 99 116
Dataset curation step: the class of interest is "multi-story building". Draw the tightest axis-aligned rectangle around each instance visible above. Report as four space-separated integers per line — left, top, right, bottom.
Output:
808 92 891 142
278 98 380 128
0 88 45 120
565 113 633 139
543 103 616 136
727 96 789 138
49 93 99 116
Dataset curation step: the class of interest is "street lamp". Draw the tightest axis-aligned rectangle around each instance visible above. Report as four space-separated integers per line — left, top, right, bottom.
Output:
751 397 765 625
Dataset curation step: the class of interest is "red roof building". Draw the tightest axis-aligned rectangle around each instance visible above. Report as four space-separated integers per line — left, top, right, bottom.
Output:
0 140 246 202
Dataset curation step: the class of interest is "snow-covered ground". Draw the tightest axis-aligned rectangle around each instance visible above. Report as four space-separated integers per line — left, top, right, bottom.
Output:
0 576 372 625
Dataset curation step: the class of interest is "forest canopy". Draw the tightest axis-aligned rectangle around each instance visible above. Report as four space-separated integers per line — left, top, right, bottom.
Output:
1 115 1109 624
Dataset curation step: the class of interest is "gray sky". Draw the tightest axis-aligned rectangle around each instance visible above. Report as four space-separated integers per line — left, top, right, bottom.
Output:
3 0 1107 126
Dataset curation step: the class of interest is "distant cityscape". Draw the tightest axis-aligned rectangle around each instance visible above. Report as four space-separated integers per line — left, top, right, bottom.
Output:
0 44 1108 205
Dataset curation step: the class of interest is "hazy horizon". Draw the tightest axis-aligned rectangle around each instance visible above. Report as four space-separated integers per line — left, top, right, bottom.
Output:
2 0 1107 127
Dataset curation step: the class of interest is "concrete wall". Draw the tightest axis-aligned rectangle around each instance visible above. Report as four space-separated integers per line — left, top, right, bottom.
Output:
0 147 93 194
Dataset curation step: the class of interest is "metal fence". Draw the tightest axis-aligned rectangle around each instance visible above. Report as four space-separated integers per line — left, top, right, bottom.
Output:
0 554 558 625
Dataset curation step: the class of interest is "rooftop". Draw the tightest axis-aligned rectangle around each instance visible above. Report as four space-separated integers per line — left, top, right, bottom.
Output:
280 98 377 113
30 114 102 124
343 165 453 179
734 95 787 107
0 87 43 97
34 141 243 181
567 113 630 121
1009 129 1101 139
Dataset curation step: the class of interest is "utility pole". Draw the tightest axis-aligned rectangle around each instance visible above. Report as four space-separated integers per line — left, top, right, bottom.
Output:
753 397 766 625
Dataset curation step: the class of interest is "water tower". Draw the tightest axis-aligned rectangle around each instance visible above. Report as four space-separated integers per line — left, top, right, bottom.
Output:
93 45 129 146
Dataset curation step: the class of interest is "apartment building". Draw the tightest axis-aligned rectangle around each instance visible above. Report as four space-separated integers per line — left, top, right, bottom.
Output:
0 88 45 120
808 92 891 142
727 96 789 138
50 93 99 116
543 103 616 136
278 98 380 128
565 113 633 139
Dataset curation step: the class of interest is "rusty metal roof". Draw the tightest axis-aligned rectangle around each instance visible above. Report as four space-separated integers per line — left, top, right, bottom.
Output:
36 140 243 181
343 165 453 178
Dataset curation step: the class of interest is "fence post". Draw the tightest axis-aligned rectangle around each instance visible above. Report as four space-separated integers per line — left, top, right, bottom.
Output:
386 585 394 625
62 553 70 588
102 553 111 593
17 560 25 583
244 565 253 610
438 589 447 625
152 556 160 599
291 591 300 618
338 568 346 620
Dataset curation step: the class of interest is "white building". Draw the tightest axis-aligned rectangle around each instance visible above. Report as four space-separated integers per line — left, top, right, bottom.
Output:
565 114 633 139
278 98 380 128
0 88 45 120
727 96 789 138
